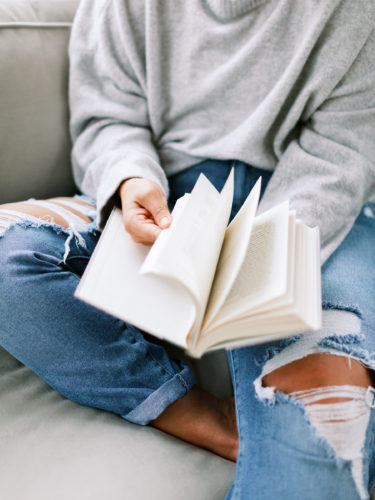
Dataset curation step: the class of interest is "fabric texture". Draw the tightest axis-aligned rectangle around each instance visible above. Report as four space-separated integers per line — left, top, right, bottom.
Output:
69 0 375 264
0 0 80 203
0 345 235 500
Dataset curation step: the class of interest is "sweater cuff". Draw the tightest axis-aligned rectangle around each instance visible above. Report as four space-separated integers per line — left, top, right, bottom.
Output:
95 161 169 229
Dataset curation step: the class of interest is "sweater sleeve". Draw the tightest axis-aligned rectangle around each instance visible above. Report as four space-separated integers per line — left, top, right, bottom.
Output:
258 29 375 265
68 0 168 228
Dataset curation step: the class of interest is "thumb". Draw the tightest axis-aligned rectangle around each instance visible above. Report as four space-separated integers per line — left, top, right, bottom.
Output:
139 186 172 229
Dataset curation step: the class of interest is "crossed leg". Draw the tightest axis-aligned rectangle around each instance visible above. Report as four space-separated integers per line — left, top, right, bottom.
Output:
2 198 373 486
0 197 239 461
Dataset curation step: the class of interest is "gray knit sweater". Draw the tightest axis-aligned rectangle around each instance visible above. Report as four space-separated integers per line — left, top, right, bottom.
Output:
68 0 375 263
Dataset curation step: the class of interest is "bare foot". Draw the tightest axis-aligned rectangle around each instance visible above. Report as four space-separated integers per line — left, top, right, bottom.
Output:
150 386 238 462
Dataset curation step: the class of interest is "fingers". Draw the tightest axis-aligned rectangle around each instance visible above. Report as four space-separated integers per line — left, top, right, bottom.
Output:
136 184 172 229
118 178 172 244
124 206 162 244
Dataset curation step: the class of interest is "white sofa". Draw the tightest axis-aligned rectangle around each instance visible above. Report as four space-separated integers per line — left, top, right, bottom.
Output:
0 1 236 498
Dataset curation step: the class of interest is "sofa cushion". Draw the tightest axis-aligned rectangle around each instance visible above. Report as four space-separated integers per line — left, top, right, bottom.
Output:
0 346 235 499
0 0 79 203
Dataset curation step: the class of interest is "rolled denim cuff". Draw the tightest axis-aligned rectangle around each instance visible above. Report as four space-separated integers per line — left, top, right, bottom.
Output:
123 363 195 425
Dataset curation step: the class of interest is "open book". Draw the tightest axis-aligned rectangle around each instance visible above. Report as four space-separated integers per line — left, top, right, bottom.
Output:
75 170 322 358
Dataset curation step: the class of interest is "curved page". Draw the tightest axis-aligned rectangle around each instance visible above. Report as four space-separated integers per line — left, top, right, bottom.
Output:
202 177 261 330
205 200 290 333
75 208 195 350
141 172 234 348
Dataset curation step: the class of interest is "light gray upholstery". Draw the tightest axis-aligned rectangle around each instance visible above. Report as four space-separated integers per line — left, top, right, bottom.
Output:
0 1 235 498
0 346 235 500
0 0 77 202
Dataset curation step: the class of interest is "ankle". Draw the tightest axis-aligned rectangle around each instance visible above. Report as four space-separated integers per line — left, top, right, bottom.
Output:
150 386 238 461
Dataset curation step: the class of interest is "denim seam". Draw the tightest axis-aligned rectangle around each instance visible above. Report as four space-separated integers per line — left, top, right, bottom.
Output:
229 349 243 500
123 366 195 425
174 371 192 392
365 410 375 493
360 407 375 495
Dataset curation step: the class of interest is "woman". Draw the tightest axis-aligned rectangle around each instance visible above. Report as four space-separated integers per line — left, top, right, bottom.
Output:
1 0 375 497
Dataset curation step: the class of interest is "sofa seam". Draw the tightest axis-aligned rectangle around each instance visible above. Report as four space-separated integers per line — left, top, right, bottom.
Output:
0 22 72 29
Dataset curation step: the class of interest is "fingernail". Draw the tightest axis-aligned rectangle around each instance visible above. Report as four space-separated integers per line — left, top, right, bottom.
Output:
159 217 170 228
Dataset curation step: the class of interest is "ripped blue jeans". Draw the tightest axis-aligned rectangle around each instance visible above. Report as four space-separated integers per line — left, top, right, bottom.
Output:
1 159 375 499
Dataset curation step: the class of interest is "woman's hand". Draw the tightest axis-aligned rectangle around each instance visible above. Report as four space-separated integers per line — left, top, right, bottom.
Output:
117 178 172 244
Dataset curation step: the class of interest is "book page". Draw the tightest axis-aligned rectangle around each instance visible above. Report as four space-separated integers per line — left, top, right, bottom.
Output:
204 200 290 332
229 211 296 319
191 218 321 357
75 209 196 349
141 171 234 313
202 178 261 330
